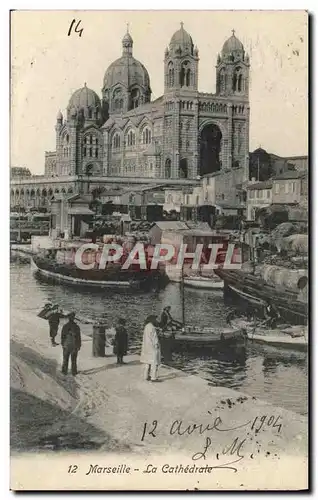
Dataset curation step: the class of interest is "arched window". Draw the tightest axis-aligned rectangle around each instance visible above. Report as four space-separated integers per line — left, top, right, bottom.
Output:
88 109 93 119
113 133 121 149
168 62 174 87
165 158 172 178
179 158 188 178
83 134 99 157
131 88 140 109
219 68 225 93
238 74 242 92
142 127 152 145
233 67 243 92
180 62 191 87
62 133 70 158
126 130 136 147
113 88 124 112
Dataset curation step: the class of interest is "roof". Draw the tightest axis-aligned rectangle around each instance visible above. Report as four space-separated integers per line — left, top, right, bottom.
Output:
170 23 193 49
222 32 244 56
68 84 101 112
153 221 188 231
273 171 306 180
181 229 216 237
185 221 211 231
67 194 92 204
68 207 94 215
216 203 245 209
246 180 273 190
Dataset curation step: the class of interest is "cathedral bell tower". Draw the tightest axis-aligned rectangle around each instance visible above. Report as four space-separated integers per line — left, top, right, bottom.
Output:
164 22 199 93
216 30 250 97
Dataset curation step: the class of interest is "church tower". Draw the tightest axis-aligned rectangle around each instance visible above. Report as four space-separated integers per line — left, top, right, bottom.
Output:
102 28 151 115
164 22 199 92
216 30 250 97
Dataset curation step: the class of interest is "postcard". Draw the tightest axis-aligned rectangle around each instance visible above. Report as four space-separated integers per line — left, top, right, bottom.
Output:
10 10 308 491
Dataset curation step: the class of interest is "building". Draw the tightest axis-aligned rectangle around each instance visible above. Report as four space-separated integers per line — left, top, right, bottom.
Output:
246 180 273 220
272 171 307 205
249 147 297 181
246 170 307 220
283 155 308 172
11 167 32 179
11 24 250 211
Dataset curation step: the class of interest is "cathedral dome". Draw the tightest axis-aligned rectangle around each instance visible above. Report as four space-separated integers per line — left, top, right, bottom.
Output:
68 84 101 111
222 30 244 57
103 55 150 90
170 22 193 50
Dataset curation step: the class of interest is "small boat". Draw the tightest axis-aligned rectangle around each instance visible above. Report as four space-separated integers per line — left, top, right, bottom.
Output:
231 318 308 352
161 325 246 351
159 265 246 352
183 274 224 290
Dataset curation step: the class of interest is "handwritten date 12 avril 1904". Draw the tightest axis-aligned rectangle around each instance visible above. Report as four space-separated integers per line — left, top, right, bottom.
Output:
141 413 283 442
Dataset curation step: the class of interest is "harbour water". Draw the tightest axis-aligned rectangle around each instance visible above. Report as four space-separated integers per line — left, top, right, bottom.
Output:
10 259 308 415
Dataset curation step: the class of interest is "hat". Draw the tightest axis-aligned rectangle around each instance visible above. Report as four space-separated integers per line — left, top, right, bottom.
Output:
68 312 76 320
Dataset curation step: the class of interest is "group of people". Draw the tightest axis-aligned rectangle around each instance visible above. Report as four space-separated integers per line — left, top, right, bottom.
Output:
43 303 182 382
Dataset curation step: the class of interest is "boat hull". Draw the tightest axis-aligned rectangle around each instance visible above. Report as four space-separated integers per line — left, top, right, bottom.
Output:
216 268 307 324
32 258 144 290
160 327 246 351
231 319 308 352
184 277 224 290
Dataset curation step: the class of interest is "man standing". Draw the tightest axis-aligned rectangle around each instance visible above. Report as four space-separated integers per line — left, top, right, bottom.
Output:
113 318 128 364
140 315 161 382
61 312 81 376
46 305 64 346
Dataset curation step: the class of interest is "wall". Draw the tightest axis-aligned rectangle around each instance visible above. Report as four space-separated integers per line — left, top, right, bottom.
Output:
272 179 301 204
247 188 272 220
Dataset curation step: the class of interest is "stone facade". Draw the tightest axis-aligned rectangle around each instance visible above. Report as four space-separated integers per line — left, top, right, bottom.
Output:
11 24 251 210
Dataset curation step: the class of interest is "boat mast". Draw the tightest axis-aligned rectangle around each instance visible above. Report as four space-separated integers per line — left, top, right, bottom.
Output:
181 263 185 327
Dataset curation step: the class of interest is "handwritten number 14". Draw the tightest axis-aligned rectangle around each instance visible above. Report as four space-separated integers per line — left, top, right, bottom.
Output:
68 19 83 37
251 415 282 433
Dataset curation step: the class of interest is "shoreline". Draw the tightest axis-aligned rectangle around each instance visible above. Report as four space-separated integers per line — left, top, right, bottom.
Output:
10 308 308 489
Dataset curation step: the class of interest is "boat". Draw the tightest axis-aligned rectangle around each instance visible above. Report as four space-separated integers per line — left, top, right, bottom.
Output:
159 265 246 351
215 268 308 324
230 318 308 352
160 325 246 352
183 274 224 290
31 247 167 291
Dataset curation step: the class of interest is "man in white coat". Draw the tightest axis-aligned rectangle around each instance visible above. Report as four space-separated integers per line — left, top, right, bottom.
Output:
140 315 161 382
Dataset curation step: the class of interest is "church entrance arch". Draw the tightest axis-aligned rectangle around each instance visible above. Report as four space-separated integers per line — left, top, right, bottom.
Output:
199 123 222 176
179 158 188 179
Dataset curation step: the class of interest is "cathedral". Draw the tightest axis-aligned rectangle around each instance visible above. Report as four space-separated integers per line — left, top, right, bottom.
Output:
47 23 250 183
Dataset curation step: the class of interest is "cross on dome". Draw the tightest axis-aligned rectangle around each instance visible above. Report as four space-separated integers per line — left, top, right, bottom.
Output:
232 29 235 36
180 21 184 29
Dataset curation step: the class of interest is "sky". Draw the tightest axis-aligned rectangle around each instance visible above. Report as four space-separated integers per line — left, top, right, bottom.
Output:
10 10 308 174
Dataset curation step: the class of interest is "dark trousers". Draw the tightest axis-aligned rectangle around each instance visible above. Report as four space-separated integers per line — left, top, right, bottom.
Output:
49 322 58 342
62 348 78 375
117 354 124 364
